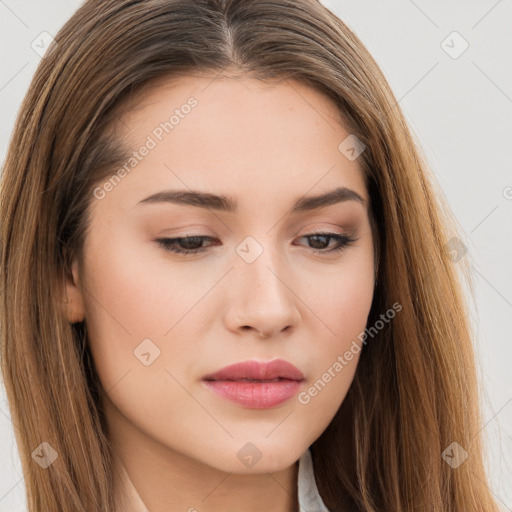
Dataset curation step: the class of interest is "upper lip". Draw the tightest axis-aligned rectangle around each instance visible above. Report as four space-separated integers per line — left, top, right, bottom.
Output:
203 359 304 381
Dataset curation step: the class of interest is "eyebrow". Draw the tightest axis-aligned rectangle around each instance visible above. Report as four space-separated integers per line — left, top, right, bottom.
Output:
135 186 366 213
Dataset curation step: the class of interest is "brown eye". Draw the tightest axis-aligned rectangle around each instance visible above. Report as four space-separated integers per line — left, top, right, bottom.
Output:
298 233 357 254
157 236 218 255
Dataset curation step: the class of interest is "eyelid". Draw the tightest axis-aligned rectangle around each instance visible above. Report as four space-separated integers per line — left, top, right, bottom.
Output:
158 222 356 242
293 224 355 239
297 227 349 236
164 227 353 240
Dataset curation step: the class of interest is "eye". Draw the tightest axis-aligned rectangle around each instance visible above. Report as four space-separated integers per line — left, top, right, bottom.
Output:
156 236 218 255
156 232 358 256
296 233 357 254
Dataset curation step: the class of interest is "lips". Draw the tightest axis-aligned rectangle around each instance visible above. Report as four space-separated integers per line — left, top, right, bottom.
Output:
202 359 304 409
202 359 305 382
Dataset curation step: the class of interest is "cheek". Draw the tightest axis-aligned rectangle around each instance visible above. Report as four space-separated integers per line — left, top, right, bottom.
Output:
305 245 375 347
79 239 208 442
81 227 206 338
79 222 229 396
79 232 197 389
295 254 374 429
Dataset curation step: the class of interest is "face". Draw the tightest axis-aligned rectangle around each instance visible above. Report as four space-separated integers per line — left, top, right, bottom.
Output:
65 75 375 475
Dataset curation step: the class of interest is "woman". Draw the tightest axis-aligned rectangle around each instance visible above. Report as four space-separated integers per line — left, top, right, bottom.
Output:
0 0 500 510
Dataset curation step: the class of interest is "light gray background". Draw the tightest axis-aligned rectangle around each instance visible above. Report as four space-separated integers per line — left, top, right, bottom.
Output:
1 1 511 510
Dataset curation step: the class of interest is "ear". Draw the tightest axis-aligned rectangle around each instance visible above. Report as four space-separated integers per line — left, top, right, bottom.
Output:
64 259 86 324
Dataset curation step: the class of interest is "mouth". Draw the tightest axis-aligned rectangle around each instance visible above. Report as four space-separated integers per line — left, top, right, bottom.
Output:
201 359 304 409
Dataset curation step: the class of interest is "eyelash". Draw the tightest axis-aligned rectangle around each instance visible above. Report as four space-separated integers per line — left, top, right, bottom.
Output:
156 233 357 256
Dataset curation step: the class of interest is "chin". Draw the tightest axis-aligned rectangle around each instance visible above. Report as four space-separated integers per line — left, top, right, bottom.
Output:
196 438 307 474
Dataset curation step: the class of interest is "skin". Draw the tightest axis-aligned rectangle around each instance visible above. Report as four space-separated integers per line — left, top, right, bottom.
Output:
64 74 375 512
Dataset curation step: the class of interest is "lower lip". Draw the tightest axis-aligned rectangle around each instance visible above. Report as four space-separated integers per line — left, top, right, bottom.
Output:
202 379 303 409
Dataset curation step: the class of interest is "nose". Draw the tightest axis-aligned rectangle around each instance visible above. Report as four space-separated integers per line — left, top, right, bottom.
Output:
223 242 301 339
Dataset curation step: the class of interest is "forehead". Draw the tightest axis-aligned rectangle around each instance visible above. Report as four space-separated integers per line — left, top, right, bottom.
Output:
96 75 368 215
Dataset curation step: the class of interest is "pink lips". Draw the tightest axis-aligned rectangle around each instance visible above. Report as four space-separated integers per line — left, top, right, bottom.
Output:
202 359 305 409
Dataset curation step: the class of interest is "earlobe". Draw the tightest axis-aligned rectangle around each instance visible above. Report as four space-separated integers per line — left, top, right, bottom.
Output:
64 259 85 324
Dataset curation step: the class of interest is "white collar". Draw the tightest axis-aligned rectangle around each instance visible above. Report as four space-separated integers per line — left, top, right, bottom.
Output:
297 448 330 511
115 448 329 511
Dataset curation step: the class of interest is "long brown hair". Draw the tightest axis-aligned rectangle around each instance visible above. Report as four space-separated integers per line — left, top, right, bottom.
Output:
0 0 499 510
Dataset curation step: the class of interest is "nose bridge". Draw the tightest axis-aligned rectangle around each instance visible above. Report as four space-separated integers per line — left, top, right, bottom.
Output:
228 234 300 336
236 234 288 298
